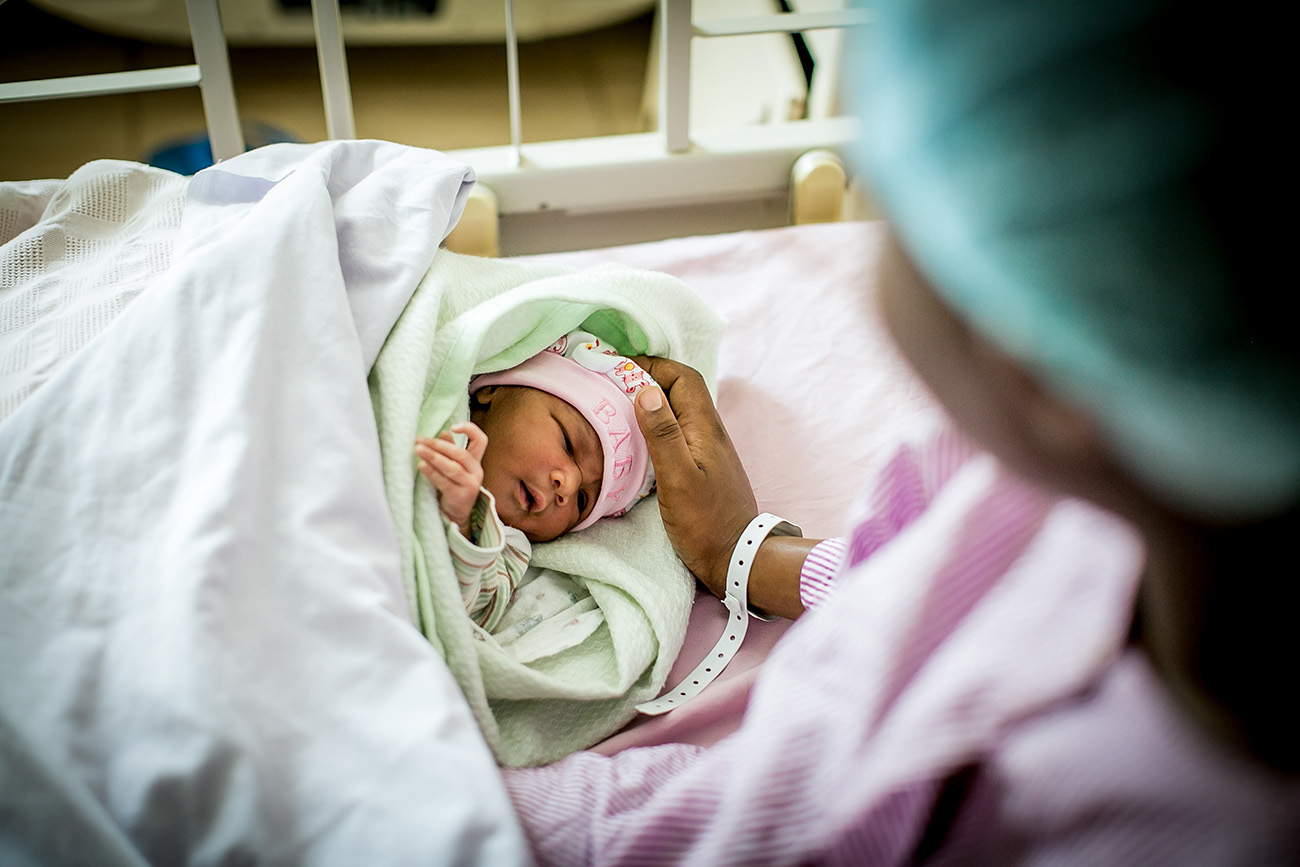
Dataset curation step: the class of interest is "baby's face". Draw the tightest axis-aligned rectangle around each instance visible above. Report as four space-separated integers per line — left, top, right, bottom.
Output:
470 385 604 542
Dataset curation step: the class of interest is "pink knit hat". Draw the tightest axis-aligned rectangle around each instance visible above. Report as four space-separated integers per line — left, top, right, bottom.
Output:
469 331 657 532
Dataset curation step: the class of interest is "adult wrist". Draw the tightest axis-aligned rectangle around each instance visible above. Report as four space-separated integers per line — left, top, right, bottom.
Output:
636 512 802 715
705 515 757 600
729 514 803 618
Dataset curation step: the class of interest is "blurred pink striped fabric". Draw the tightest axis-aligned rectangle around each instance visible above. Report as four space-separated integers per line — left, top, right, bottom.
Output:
505 410 1299 866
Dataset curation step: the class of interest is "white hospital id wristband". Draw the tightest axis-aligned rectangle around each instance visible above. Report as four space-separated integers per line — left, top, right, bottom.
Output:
635 513 802 715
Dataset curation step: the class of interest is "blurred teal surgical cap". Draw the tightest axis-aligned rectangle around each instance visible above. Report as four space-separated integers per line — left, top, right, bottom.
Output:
853 0 1300 519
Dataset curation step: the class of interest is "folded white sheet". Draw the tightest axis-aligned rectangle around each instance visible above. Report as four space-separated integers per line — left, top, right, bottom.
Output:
0 142 530 865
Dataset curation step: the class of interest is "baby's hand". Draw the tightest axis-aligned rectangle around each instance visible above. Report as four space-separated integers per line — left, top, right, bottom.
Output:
415 422 488 539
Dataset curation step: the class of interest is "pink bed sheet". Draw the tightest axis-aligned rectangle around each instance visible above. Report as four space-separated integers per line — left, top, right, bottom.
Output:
522 221 939 752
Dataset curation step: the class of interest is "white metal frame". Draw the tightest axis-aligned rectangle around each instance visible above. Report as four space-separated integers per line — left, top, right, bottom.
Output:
308 0 867 252
311 0 356 141
461 0 868 214
0 0 246 162
4 0 864 246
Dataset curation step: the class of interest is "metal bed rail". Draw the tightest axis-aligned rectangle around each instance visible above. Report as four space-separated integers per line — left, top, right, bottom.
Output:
308 0 871 253
0 0 245 162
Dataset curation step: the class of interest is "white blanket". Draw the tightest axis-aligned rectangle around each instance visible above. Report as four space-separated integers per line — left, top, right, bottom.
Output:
0 143 530 865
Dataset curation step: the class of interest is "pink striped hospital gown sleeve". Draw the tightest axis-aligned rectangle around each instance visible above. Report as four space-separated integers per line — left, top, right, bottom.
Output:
503 411 1300 866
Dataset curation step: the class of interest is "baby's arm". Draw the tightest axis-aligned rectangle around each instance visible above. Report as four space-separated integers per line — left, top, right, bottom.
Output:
415 422 487 539
457 521 530 632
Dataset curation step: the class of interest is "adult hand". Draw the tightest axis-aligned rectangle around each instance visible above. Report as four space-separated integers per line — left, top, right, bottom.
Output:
631 357 758 598
633 357 823 619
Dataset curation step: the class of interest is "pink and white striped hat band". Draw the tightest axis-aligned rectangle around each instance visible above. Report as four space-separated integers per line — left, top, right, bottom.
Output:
468 331 658 532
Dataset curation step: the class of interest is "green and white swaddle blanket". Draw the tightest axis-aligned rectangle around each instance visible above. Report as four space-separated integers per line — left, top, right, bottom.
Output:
370 249 724 767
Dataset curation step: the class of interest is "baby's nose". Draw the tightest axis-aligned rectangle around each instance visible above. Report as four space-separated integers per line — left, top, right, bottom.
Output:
550 464 578 505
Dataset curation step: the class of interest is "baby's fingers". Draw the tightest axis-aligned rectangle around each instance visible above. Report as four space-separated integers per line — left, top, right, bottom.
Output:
415 437 483 487
418 434 468 464
414 440 449 478
449 421 488 462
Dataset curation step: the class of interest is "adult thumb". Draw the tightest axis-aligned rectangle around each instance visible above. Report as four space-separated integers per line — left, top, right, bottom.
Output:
635 385 694 476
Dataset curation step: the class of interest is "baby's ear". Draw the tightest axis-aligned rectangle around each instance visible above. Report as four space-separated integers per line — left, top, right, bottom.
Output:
470 386 497 407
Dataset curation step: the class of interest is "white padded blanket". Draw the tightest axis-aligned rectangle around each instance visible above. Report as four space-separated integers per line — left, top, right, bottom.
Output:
0 167 187 420
0 143 530 866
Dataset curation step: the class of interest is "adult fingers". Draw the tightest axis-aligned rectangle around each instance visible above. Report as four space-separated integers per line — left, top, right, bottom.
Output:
634 385 700 491
633 356 729 452
632 363 760 595
633 357 706 413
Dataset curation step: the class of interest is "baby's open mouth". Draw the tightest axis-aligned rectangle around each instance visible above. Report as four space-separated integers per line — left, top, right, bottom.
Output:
519 480 538 512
